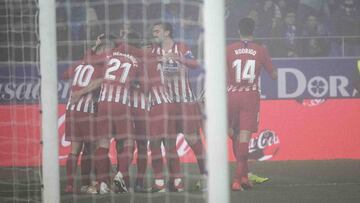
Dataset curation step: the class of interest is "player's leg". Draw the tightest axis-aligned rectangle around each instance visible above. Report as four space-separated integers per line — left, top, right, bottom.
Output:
65 141 83 193
231 130 253 191
92 103 113 194
114 138 134 193
133 114 149 192
164 136 183 192
79 142 95 192
148 104 168 192
134 139 149 192
64 110 84 193
149 138 166 192
79 112 97 192
93 138 112 194
113 106 134 193
231 92 259 191
181 103 207 190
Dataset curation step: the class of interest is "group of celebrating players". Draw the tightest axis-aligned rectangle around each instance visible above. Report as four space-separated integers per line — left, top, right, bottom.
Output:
63 17 277 195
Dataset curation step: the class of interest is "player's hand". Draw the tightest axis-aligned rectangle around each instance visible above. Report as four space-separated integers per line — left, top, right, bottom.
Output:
70 91 82 104
91 34 105 52
164 52 180 61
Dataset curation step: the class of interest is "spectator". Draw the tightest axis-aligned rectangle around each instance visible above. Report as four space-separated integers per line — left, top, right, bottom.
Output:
270 11 298 57
56 4 69 61
296 0 330 35
332 0 360 56
119 22 135 39
69 0 86 41
247 9 261 38
85 6 101 41
163 2 181 40
299 15 329 57
225 0 257 41
277 0 289 17
255 0 282 37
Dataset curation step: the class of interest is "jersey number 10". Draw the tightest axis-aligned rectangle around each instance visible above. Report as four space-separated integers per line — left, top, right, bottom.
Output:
73 64 95 87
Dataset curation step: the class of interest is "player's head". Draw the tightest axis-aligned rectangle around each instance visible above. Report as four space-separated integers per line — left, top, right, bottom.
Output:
124 31 142 48
152 22 173 43
238 17 255 37
95 33 117 52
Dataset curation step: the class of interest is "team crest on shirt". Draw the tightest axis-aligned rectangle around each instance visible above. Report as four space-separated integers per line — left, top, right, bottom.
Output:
248 129 280 161
163 59 180 76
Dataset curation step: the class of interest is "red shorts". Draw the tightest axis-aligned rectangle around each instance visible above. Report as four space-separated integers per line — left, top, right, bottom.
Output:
96 102 134 140
149 102 202 139
132 107 149 141
227 91 260 133
65 110 96 142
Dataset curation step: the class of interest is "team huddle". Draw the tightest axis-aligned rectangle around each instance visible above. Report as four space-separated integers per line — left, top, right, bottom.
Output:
63 18 277 194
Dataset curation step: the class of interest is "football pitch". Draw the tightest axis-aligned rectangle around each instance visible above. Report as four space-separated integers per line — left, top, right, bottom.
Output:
1 160 360 203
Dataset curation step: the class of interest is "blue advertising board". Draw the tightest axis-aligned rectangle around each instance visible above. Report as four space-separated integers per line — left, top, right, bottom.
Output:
261 58 359 99
0 59 359 104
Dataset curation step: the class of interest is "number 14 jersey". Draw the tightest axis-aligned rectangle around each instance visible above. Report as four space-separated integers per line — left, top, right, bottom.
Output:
226 40 274 92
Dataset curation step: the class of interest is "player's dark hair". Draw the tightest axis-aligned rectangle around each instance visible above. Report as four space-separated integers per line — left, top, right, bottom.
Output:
125 31 142 48
98 33 118 41
95 33 117 51
238 17 255 36
153 22 173 38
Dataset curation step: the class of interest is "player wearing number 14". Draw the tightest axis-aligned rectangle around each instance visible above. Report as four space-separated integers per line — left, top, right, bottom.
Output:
226 17 277 191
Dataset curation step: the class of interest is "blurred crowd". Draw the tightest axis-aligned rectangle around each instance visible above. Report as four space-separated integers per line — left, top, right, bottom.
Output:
225 0 360 57
55 0 360 61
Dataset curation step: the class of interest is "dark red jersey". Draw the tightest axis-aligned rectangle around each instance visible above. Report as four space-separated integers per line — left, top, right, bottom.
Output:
98 43 146 109
149 42 198 104
64 54 105 113
226 40 274 92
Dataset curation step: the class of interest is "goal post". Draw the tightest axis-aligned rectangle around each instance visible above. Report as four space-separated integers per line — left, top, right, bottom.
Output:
39 0 60 202
36 0 229 202
204 0 230 203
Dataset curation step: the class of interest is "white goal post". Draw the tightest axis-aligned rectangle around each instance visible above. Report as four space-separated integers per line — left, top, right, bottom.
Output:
39 0 60 203
37 0 229 202
204 0 229 203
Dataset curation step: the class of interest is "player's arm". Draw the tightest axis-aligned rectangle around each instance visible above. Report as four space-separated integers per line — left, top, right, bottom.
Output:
62 67 72 80
165 43 199 68
166 52 199 69
263 48 277 80
70 78 103 104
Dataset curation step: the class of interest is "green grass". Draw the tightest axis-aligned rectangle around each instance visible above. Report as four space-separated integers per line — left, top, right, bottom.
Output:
1 160 360 203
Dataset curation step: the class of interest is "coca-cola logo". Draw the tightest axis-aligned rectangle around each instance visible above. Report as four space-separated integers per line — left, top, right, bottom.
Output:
249 130 280 161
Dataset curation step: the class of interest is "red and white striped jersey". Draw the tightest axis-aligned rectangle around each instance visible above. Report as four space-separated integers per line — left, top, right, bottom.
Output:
64 54 104 113
98 43 148 110
226 40 274 93
149 42 197 105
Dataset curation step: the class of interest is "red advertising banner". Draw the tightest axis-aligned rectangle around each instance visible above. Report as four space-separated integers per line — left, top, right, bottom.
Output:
1 99 360 167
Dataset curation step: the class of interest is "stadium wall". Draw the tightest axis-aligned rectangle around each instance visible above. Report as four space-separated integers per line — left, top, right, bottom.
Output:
0 58 359 166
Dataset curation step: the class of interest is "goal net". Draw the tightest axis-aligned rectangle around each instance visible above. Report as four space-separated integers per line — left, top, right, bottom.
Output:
0 0 42 202
1 0 230 202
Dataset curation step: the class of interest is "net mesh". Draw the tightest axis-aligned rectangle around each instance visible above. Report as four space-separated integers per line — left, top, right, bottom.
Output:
1 0 207 202
57 0 206 202
0 0 42 203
